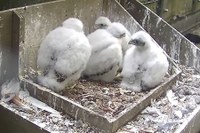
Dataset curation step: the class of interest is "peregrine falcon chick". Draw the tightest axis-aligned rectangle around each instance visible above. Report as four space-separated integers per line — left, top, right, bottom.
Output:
37 18 91 92
121 30 169 92
95 16 112 29
83 28 123 82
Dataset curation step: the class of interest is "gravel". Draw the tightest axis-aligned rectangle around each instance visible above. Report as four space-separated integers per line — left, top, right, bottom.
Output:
117 65 200 133
62 78 147 119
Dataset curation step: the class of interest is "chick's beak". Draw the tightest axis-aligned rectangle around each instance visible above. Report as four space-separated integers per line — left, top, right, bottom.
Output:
119 33 126 38
94 24 100 30
128 39 145 46
128 39 136 45
95 24 107 30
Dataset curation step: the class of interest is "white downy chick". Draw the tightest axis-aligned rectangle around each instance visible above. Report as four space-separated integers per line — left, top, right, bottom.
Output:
95 16 131 56
37 18 91 92
121 30 169 92
1 78 20 102
107 22 131 56
95 16 112 29
83 29 123 82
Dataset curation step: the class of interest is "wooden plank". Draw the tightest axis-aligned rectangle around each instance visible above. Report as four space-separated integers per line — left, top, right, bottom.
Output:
21 79 113 132
0 104 49 133
0 11 13 84
15 0 66 74
175 106 200 133
11 10 25 78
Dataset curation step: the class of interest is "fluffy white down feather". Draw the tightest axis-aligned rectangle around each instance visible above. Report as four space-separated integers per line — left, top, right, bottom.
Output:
107 22 131 56
95 17 132 56
121 30 169 92
95 16 112 29
1 78 20 102
83 29 122 82
37 18 91 92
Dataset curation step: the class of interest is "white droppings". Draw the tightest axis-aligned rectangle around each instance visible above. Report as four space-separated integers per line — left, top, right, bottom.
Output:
174 110 183 119
39 123 46 128
170 31 181 62
34 88 36 96
142 9 150 30
156 17 162 28
3 70 6 75
75 109 79 120
53 96 57 109
166 90 178 106
191 45 198 69
19 90 60 115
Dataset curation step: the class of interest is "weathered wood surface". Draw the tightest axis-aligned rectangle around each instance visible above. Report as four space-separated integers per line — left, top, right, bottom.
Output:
0 11 13 84
12 10 24 79
2 0 198 132
21 67 180 133
21 79 113 132
0 103 49 133
175 106 200 133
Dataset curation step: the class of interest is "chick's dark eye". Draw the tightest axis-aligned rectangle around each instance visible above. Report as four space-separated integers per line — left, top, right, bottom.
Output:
100 24 104 27
121 33 126 37
133 40 138 44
